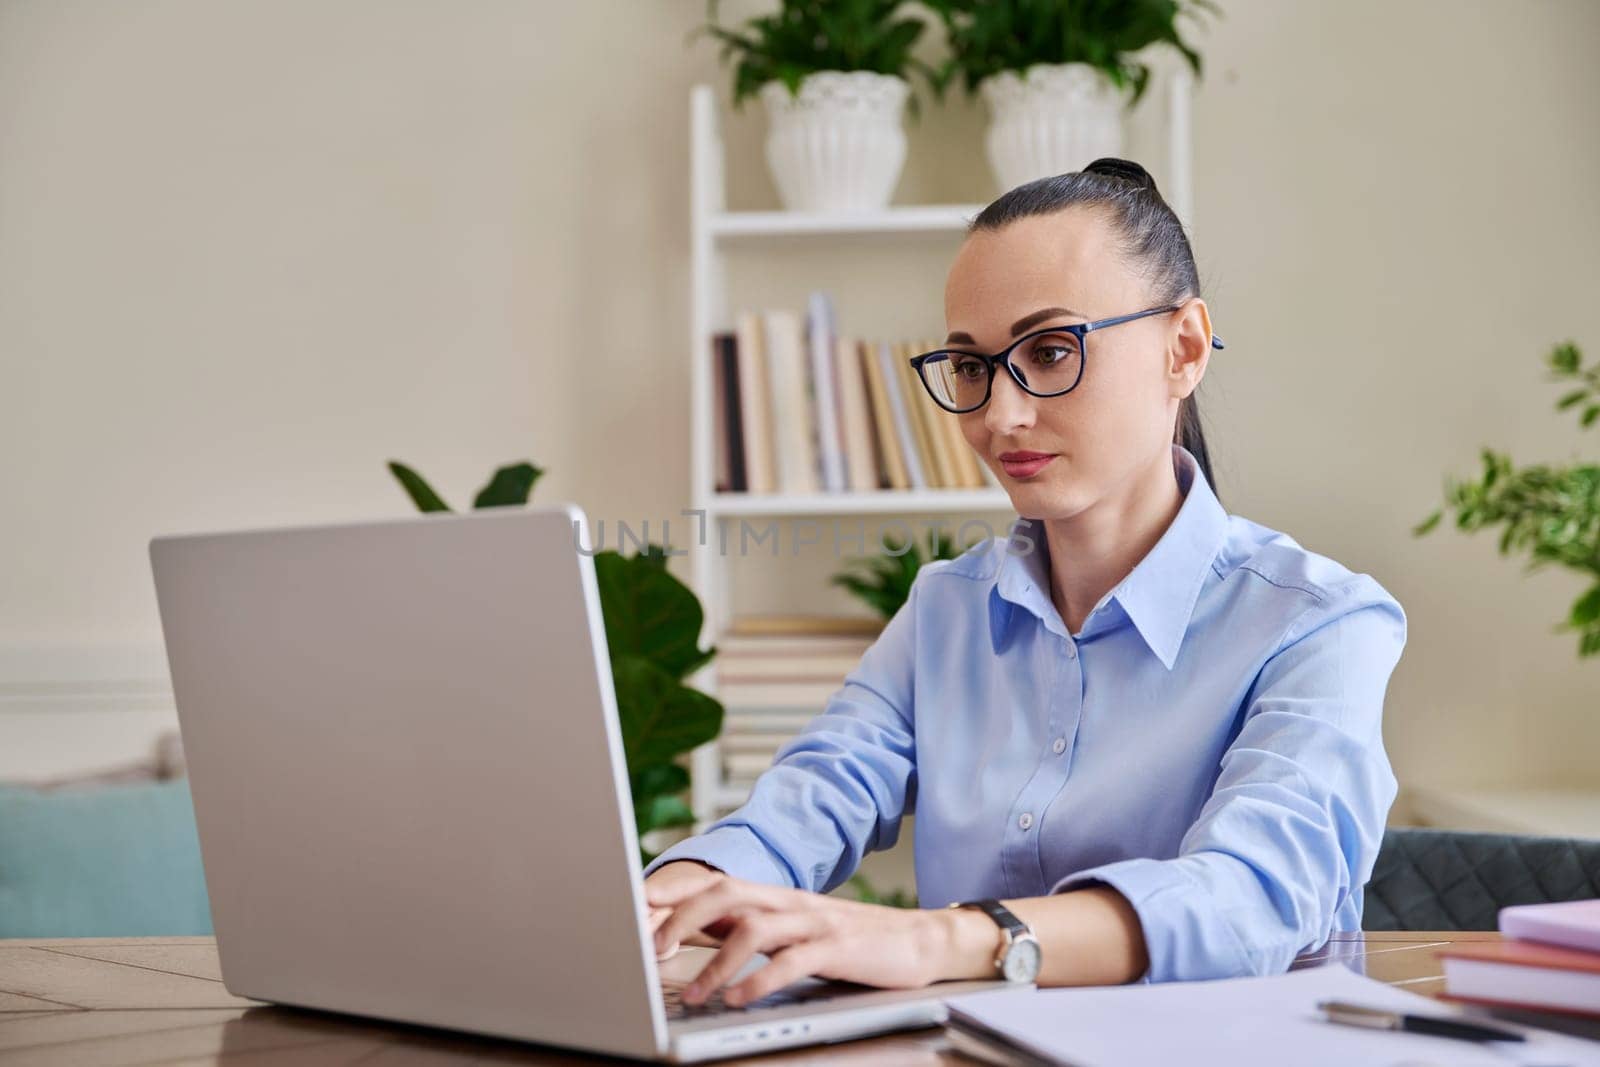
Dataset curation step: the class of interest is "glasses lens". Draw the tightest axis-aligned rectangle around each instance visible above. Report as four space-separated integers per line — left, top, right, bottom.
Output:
920 352 990 412
1008 331 1084 396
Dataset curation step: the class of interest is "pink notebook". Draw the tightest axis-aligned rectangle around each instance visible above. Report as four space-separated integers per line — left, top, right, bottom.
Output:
1499 899 1600 953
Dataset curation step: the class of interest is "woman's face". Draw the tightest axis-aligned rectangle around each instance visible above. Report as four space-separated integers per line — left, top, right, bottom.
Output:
943 206 1205 521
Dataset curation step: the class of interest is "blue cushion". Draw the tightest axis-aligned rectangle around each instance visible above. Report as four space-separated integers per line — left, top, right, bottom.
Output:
0 779 213 937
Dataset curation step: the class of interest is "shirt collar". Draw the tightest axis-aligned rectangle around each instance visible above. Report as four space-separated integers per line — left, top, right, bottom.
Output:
988 444 1230 669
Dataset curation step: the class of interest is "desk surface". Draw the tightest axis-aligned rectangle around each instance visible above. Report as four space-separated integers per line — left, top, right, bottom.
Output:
0 932 1498 1065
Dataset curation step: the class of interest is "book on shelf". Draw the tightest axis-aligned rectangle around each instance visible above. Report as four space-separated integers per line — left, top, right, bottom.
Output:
709 331 746 493
763 309 819 495
718 651 873 679
714 616 879 792
725 750 782 783
834 335 880 492
718 681 847 707
733 311 777 493
710 297 1003 497
877 338 927 489
891 338 940 488
859 338 909 489
722 710 820 733
723 614 884 638
922 335 986 488
806 292 847 492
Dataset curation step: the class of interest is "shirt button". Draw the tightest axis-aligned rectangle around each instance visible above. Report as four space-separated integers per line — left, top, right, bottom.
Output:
1064 642 1077 659
1052 737 1066 755
1018 812 1033 830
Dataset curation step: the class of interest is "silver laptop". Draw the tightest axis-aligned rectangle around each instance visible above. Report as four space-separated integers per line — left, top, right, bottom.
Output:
149 504 1002 1062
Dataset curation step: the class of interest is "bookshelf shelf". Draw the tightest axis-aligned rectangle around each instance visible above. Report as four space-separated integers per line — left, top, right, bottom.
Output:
707 488 1013 517
685 73 1194 826
709 204 986 240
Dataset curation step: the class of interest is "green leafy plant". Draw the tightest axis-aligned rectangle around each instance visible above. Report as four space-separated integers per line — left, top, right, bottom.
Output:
831 531 962 619
694 0 939 115
1413 342 1600 659
388 460 543 512
846 872 918 908
922 0 1221 107
388 461 724 860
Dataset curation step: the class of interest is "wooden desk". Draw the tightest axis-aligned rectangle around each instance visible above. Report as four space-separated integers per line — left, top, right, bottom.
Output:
0 932 1498 1065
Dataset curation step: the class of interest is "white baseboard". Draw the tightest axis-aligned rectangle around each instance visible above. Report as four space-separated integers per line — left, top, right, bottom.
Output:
0 643 178 782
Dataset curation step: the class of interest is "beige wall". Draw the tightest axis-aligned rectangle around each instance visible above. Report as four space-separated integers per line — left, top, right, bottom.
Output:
2 1 1596 799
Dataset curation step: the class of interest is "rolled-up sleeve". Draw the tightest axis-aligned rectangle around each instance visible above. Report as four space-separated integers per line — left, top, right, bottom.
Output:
1051 581 1406 982
643 574 921 893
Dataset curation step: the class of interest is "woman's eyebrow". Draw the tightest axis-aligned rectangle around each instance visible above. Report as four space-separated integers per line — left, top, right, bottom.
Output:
945 306 1085 345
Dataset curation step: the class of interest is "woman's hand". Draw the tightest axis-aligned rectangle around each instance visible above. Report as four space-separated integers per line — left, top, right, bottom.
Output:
644 861 728 958
646 873 957 1007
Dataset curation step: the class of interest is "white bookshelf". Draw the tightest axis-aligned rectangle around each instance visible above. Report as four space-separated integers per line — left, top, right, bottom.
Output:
710 203 984 240
684 73 1195 823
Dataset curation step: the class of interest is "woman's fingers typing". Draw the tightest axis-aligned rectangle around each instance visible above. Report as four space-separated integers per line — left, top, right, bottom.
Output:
682 910 820 1005
651 878 776 957
727 941 833 1006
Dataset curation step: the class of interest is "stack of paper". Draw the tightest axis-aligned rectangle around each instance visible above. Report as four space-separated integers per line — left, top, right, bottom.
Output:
943 963 1600 1067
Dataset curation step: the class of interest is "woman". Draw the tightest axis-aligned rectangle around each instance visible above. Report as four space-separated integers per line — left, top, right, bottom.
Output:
645 158 1405 1006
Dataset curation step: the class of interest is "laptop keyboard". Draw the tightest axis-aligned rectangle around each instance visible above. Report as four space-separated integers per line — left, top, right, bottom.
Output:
659 978 839 1019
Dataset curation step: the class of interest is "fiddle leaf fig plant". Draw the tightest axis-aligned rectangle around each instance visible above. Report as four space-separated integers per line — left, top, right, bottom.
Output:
387 461 723 860
387 460 543 512
695 0 939 115
1413 342 1600 659
922 0 1222 106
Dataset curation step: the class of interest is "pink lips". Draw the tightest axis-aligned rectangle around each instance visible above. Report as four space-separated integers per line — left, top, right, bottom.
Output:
997 450 1056 479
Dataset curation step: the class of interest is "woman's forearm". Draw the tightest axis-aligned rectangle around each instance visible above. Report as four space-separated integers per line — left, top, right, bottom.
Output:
931 885 1149 987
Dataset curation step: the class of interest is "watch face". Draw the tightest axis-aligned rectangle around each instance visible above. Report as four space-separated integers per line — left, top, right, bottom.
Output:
1002 936 1042 982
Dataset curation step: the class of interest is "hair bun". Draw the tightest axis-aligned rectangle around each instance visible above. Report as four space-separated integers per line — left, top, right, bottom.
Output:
1083 157 1158 193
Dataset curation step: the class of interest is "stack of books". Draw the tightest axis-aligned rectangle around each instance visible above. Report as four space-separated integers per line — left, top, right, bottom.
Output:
710 292 1000 495
1440 899 1600 1022
716 615 883 789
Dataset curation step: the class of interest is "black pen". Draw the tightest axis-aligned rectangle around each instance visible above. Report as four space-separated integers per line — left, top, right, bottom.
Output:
1317 1000 1526 1043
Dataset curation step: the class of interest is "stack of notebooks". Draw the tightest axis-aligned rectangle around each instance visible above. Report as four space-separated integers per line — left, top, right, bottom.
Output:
710 291 1001 495
1440 898 1600 1024
715 615 883 789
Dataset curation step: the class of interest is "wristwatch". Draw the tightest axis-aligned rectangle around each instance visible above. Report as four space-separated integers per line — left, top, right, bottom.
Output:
949 899 1042 983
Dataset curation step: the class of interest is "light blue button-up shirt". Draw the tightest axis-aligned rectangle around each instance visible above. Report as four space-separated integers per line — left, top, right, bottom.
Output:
649 444 1406 983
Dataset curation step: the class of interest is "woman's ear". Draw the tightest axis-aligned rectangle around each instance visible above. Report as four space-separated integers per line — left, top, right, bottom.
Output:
1168 298 1213 400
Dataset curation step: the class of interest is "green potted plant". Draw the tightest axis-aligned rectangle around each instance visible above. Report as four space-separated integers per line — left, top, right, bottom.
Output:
922 0 1221 192
387 460 724 860
695 0 938 211
1414 341 1600 659
830 531 961 619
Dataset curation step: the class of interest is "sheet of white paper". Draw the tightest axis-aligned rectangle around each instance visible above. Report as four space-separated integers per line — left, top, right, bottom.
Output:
944 963 1600 1067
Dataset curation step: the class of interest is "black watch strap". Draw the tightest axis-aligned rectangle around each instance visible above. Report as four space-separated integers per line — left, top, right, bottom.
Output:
955 898 1028 936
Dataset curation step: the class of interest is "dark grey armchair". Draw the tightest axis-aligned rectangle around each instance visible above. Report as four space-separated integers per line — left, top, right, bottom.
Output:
1363 827 1600 931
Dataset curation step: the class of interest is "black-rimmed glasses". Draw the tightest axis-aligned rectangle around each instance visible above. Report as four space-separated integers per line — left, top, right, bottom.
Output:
908 305 1226 414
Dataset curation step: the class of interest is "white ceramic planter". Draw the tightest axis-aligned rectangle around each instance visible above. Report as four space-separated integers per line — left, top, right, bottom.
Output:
979 63 1125 193
759 71 910 213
